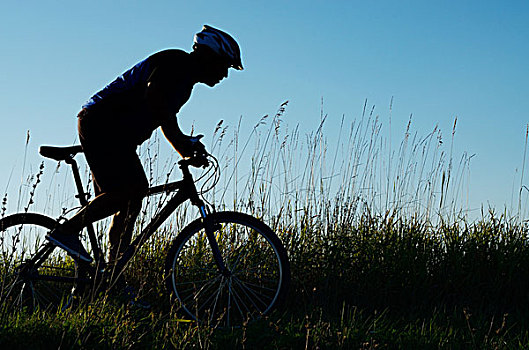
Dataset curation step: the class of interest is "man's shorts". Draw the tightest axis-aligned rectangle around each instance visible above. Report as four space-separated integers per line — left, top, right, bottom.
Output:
77 108 148 196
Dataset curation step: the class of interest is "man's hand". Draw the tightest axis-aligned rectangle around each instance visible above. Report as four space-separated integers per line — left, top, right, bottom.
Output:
161 117 206 158
176 134 206 158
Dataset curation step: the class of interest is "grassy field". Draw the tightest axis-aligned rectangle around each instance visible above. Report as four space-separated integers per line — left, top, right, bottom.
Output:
2 213 529 349
2 102 529 349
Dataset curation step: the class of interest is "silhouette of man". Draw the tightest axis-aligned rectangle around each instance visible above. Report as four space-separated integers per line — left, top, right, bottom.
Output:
46 25 243 264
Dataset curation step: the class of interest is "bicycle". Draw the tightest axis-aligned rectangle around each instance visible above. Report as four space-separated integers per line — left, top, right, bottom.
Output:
0 144 290 328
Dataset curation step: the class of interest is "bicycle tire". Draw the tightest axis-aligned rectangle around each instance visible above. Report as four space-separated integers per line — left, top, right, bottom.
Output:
0 213 79 314
165 211 290 327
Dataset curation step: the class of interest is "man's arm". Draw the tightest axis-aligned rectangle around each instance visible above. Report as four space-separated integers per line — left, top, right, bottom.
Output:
161 116 188 155
145 80 190 156
161 118 205 157
145 66 202 157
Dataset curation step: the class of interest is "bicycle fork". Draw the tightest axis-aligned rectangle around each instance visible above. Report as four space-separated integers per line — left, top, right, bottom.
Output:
199 205 230 277
180 160 229 277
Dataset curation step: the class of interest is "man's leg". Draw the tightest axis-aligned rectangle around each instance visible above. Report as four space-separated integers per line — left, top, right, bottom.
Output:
50 108 148 262
107 198 142 263
47 192 130 262
59 191 134 235
47 190 142 262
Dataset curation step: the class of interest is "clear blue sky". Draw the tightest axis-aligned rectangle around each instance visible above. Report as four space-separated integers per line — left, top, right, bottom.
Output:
1 1 528 218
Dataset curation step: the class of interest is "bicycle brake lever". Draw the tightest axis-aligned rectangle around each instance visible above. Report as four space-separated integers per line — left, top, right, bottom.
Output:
183 153 209 168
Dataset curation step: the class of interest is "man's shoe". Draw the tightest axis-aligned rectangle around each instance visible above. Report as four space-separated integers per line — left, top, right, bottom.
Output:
46 228 93 263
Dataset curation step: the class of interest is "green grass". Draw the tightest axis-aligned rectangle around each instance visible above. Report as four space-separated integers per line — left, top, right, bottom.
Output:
2 226 529 350
2 101 529 348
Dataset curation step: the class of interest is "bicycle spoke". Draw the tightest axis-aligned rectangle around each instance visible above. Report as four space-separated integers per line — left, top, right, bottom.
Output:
234 277 278 294
33 281 62 309
179 275 221 306
4 282 25 312
195 278 226 315
177 276 220 298
12 286 26 311
2 277 22 304
229 279 257 317
230 249 275 276
174 264 217 274
36 279 71 308
32 289 51 309
34 281 56 303
225 234 251 271
229 279 250 318
232 277 268 313
208 279 224 324
174 277 217 287
234 285 273 308
226 282 231 326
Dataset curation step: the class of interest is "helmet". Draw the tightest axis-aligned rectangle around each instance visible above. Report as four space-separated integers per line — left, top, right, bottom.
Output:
193 25 243 70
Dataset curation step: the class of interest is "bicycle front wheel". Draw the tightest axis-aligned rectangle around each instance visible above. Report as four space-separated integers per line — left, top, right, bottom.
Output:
165 211 290 327
0 213 79 315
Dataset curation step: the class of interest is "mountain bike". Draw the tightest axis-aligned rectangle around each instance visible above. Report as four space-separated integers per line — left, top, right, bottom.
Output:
0 144 290 327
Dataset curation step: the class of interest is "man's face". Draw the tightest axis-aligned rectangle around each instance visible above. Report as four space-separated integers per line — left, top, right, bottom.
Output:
203 61 230 87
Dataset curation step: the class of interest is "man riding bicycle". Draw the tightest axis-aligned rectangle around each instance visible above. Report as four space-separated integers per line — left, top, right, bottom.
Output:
46 25 243 265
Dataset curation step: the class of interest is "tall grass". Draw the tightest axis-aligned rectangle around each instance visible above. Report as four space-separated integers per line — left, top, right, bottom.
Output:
2 101 529 348
201 101 527 310
206 100 473 228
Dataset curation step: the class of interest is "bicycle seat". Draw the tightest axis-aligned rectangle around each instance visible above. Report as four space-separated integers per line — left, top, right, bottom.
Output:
39 145 83 161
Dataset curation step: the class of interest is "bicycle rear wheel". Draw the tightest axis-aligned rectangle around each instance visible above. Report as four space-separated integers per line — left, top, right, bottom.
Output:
0 213 79 315
165 211 290 328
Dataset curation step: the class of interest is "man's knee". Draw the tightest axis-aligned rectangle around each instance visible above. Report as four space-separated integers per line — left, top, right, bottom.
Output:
111 185 146 207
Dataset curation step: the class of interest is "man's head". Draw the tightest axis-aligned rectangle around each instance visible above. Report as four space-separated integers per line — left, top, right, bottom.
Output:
191 25 243 87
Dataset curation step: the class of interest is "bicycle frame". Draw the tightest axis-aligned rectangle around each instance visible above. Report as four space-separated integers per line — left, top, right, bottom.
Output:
63 153 228 282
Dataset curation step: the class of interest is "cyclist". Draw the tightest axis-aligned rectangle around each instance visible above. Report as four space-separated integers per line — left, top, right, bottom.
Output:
46 25 243 265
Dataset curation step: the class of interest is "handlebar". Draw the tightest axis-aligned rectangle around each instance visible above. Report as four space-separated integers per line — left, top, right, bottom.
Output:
177 150 220 196
178 152 210 169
